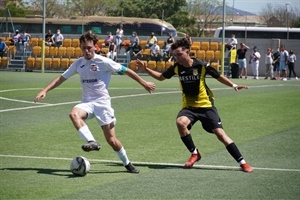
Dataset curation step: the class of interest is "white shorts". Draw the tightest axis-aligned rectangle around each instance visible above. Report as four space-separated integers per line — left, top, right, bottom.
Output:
74 100 116 126
238 59 247 68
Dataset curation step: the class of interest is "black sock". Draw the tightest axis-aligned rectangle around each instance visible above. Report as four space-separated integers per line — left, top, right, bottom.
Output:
181 134 196 153
226 143 244 163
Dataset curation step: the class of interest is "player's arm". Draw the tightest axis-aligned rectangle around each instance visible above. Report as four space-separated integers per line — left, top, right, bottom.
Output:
217 75 248 91
34 75 67 102
135 59 166 81
124 67 156 94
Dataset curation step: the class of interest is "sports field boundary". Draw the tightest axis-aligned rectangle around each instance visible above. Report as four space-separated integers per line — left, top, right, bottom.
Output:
1 154 300 173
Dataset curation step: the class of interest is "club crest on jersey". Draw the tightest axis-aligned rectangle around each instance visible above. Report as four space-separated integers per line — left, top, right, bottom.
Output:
193 69 198 76
90 64 97 71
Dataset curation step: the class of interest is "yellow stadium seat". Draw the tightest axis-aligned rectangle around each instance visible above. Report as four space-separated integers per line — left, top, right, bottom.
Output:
62 39 72 47
157 41 164 48
69 58 76 65
210 62 219 71
65 47 75 58
196 50 205 60
0 57 9 68
165 61 174 70
147 60 156 70
44 57 52 69
52 58 61 69
191 45 200 51
30 38 39 46
97 39 105 47
139 40 147 50
100 47 109 56
49 46 58 57
26 57 35 69
38 38 43 46
201 42 209 51
205 50 215 61
8 46 16 56
32 46 41 57
192 41 200 48
156 61 165 72
35 57 42 69
57 46 66 58
74 47 82 58
209 42 219 51
189 50 197 58
60 58 70 69
142 49 151 58
43 46 50 57
71 39 80 48
214 50 222 62
129 60 137 71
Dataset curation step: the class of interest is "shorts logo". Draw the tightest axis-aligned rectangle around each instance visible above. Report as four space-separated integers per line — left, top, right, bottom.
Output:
90 64 97 71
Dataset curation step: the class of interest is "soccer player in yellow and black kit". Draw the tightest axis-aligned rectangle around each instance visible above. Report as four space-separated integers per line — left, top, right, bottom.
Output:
136 37 253 172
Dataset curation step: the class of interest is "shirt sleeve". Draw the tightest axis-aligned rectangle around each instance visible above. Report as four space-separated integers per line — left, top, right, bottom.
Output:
162 64 176 79
205 65 220 79
62 60 78 79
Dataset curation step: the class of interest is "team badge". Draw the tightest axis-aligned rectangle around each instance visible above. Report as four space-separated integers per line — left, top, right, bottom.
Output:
193 69 198 76
90 64 97 71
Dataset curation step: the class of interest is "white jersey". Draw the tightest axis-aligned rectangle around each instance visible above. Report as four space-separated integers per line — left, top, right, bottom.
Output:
62 54 126 102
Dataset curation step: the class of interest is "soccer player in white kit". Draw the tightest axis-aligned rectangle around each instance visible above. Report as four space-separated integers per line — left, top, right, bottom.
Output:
34 31 156 173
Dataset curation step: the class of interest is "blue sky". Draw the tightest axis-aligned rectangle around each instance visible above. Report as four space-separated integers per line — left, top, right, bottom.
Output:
223 0 300 15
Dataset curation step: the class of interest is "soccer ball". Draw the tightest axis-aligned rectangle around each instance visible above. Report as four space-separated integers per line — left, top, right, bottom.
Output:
70 156 90 176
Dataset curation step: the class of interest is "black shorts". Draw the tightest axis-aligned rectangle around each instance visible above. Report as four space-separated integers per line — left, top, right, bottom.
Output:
177 106 223 133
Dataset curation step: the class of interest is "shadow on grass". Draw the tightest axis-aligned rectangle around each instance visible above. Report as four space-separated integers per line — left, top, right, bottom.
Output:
106 162 241 172
0 167 127 177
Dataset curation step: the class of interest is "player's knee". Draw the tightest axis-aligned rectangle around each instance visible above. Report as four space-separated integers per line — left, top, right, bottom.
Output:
176 117 189 129
69 111 80 120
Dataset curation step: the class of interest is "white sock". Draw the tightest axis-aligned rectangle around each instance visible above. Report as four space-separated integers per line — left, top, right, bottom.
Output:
192 149 198 154
239 159 246 165
78 125 96 142
116 146 130 166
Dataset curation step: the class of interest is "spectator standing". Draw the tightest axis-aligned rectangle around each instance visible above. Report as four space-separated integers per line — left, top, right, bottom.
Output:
236 43 250 79
19 30 31 51
45 30 53 46
145 32 157 49
264 48 273 80
272 47 280 80
0 38 7 58
51 29 64 47
115 25 124 53
279 45 289 81
250 47 261 79
12 30 21 51
225 34 238 51
106 42 117 61
288 50 298 80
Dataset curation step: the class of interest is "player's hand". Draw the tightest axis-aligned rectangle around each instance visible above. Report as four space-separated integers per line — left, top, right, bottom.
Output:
234 85 248 91
135 59 146 70
34 91 46 103
144 81 156 94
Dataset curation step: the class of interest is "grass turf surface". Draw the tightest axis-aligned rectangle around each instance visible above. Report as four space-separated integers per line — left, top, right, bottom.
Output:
0 71 299 199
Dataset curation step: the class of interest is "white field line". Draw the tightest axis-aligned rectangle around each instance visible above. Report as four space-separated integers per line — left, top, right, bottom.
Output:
0 84 288 113
0 154 299 172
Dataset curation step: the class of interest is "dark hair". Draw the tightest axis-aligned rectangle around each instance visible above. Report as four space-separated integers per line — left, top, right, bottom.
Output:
171 37 191 51
79 31 98 45
289 50 294 54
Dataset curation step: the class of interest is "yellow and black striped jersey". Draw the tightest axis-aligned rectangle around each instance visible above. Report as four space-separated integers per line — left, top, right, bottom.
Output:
162 58 220 108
